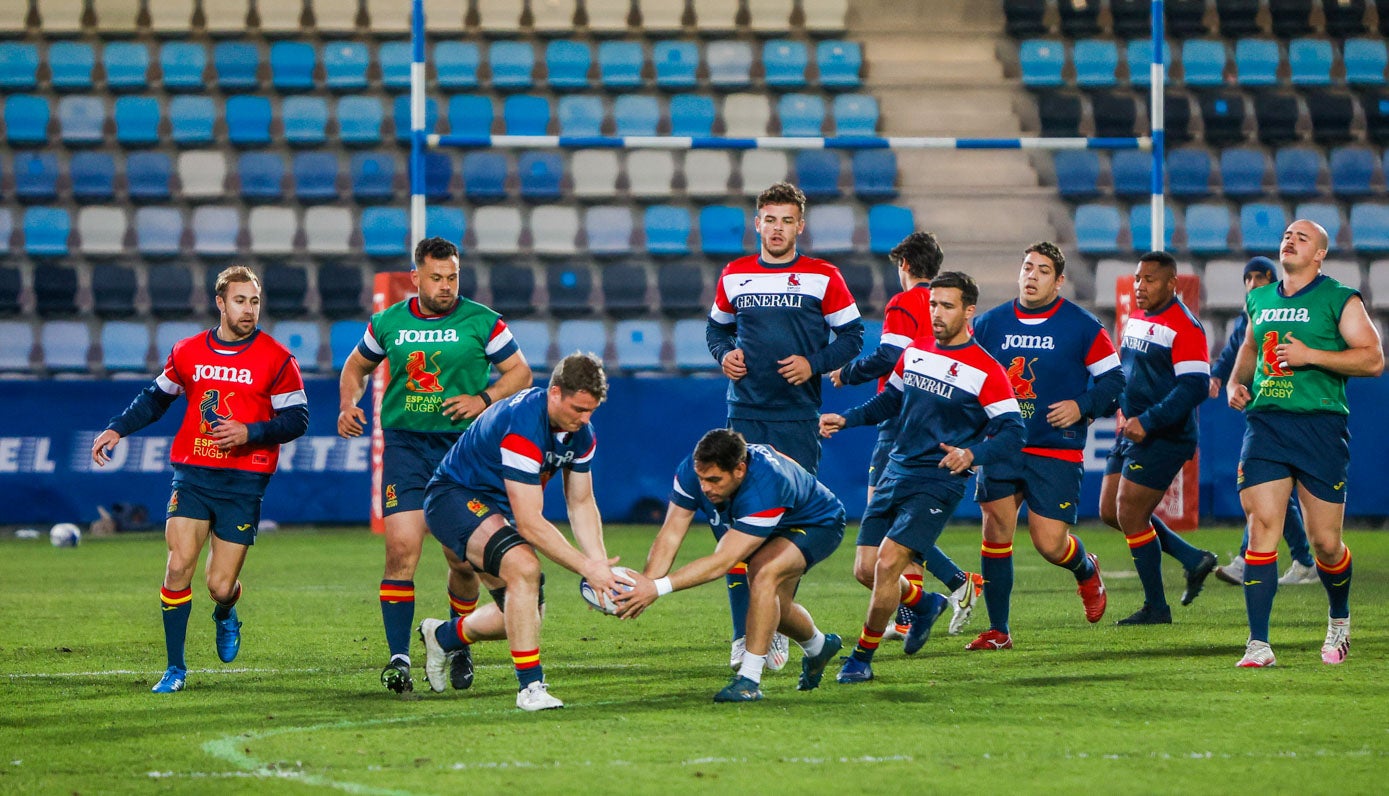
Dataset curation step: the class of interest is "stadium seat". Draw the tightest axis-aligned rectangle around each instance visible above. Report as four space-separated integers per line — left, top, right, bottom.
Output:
146 0 197 33
808 204 855 253
1126 37 1171 88
868 204 913 253
1019 39 1066 88
33 264 78 316
270 41 316 92
0 213 9 259
48 42 94 90
24 207 70 257
747 0 795 33
1288 38 1332 87
1215 0 1263 36
1233 38 1280 87
614 95 659 136
584 206 634 256
489 41 535 90
1269 0 1315 36
1329 146 1377 198
207 0 255 34
598 40 644 89
329 319 362 369
159 42 206 91
558 94 604 137
672 318 717 369
670 94 716 136
1058 0 1102 36
1349 203 1389 252
0 321 34 371
1073 39 1119 88
363 0 417 33
126 152 173 201
294 151 340 200
1004 0 1049 36
238 152 286 200
78 207 128 257
472 206 523 254
247 206 296 255
1253 91 1300 146
571 150 619 198
192 206 239 256
425 205 466 245
706 40 753 89
113 96 159 145
817 40 862 89
102 41 150 91
312 0 360 31
282 96 328 146
832 93 878 135
691 0 740 31
1305 89 1356 145
270 320 319 370
447 94 494 139
683 150 733 196
349 151 396 200
1054 150 1102 199
488 264 537 317
600 261 650 317
547 265 594 316
1168 148 1213 198
645 205 693 256
1110 149 1153 198
58 95 104 146
337 95 384 145
324 41 369 90
803 0 850 32
392 94 438 142
1323 0 1369 36
586 0 631 33
1320 259 1362 289
169 95 215 145
627 150 678 197
778 93 826 136
1220 146 1268 197
0 42 38 89
226 95 272 146
100 321 151 372
34 0 83 33
699 205 746 255
1037 90 1083 137
851 149 898 199
723 93 771 136
1074 203 1123 254
1365 88 1389 144
1147 89 1192 143
213 42 260 90
71 151 116 200
613 319 664 370
739 150 790 196
654 41 699 90
1184 202 1233 255
90 263 137 316
1180 39 1227 88
462 152 507 201
1240 202 1289 253
40 320 90 371
134 207 182 256
262 264 308 317
1091 89 1138 138
518 151 563 200
304 206 352 254
763 39 809 88
361 207 408 257
1200 90 1248 146
1129 203 1176 251
377 41 411 91
423 152 454 200
1295 201 1343 251
1274 147 1324 198
504 94 550 135
1343 38 1387 86
14 152 59 201
545 40 591 91
657 262 707 316
1370 259 1389 303
529 0 577 33
532 206 581 256
794 150 841 199
147 263 193 317
507 318 550 366
156 320 205 357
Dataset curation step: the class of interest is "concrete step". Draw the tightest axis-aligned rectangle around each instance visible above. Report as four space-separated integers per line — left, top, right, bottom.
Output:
848 0 1003 35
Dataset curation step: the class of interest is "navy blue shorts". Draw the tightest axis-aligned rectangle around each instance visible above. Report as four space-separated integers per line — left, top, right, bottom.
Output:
1105 435 1194 491
166 484 262 546
383 429 457 516
422 480 509 562
866 428 894 489
976 453 1084 524
771 518 845 572
729 417 821 475
1239 411 1350 504
859 469 965 557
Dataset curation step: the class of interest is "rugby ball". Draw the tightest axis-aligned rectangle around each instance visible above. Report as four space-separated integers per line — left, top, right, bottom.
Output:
579 567 636 616
50 522 82 548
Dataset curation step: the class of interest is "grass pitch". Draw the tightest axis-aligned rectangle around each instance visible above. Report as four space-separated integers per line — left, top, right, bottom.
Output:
1 523 1386 794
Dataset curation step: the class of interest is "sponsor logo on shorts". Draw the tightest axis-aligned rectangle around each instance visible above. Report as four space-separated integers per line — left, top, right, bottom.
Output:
466 499 488 517
167 490 179 514
1059 501 1072 509
1333 481 1345 491
236 523 253 532
1127 463 1143 471
929 508 943 515
384 484 398 509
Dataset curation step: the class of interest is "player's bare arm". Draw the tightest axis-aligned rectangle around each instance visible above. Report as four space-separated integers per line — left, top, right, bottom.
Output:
777 354 813 385
441 350 533 422
642 502 696 579
616 529 762 618
336 349 376 438
561 469 608 561
1227 323 1256 411
1274 296 1383 378
818 413 847 438
505 478 620 593
721 348 747 380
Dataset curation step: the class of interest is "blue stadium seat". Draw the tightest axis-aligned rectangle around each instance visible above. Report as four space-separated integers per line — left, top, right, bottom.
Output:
293 152 339 201
169 96 214 145
1128 204 1175 251
103 41 150 91
1240 202 1290 253
270 41 316 91
808 204 855 253
4 95 49 144
1274 146 1324 198
1234 38 1280 87
213 42 261 90
613 320 664 370
653 40 699 89
0 212 9 259
377 41 411 91
40 321 90 371
159 42 206 91
1168 148 1213 198
14 152 58 201
489 264 537 318
795 150 841 198
545 40 591 90
350 152 396 200
833 94 878 135
670 94 715 136
489 41 535 90
148 265 195 317
584 205 634 256
1343 37 1387 86
156 321 204 355
851 149 898 199
192 206 240 256
330 320 363 368
1288 38 1333 86
435 41 480 89
1220 147 1269 198
507 319 550 366
316 270 365 321
1073 38 1119 87
816 39 862 89
226 95 272 146
48 42 95 90
673 318 717 369
238 152 286 200
645 205 693 256
323 41 369 90
135 207 183 256
1295 201 1343 251
518 151 563 200
869 204 913 253
1111 149 1153 198
764 40 809 88
1349 202 1389 252
33 264 78 315
558 94 604 136
1074 203 1123 254
602 262 650 316
113 96 159 145
1019 38 1066 87
362 207 408 257
91 264 137 317
1184 202 1233 254
462 152 507 201
1329 145 1376 198
338 95 384 145
0 42 38 89
24 207 71 256
392 94 437 142
262 264 308 317
270 320 319 371
549 268 596 317
699 205 746 255
425 206 465 246
598 40 644 89
1181 39 1228 88
706 40 753 89
778 93 826 136
658 263 706 316
503 94 550 135
447 94 494 138
283 96 328 145
59 95 104 145
614 95 659 136
1127 38 1172 88
71 151 116 199
126 152 173 200
100 321 151 372
1053 150 1102 199
424 151 454 199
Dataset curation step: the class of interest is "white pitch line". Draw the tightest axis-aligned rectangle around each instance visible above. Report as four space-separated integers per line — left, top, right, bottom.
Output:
8 662 642 680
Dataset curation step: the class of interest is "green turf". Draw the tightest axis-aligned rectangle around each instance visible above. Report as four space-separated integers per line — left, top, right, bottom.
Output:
1 524 1385 794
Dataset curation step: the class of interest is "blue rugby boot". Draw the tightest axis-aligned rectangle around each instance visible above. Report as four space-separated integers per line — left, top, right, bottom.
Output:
214 607 242 663
836 656 873 684
713 675 763 702
797 633 843 691
903 592 949 655
151 666 186 693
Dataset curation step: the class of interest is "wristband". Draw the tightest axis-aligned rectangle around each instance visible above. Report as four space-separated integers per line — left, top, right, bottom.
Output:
478 391 493 407
654 577 673 597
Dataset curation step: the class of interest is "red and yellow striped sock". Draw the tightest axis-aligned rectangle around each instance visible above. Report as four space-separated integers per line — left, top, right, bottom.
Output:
852 623 883 661
1316 545 1353 618
449 590 478 618
511 647 543 688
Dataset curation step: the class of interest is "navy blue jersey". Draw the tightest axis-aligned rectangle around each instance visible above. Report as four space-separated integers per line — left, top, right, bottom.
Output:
843 335 1025 474
1118 297 1210 444
1210 312 1246 384
707 254 864 422
839 283 932 392
972 297 1124 460
431 387 596 517
668 444 845 539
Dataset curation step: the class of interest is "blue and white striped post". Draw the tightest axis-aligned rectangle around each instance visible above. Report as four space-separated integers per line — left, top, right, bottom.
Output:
1151 0 1166 252
428 134 1150 151
409 0 427 252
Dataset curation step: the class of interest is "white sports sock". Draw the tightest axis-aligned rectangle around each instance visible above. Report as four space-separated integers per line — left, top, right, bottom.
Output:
391 653 411 667
799 629 825 658
737 653 766 683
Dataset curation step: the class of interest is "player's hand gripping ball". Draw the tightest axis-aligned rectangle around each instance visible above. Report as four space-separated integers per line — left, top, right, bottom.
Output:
579 567 636 616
